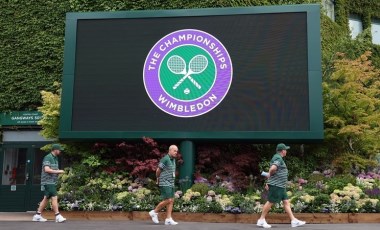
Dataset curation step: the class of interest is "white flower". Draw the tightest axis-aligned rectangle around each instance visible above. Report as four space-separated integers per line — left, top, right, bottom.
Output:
208 190 216 196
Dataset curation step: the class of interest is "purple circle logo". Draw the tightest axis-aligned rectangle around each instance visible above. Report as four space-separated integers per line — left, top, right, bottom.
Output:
143 29 233 118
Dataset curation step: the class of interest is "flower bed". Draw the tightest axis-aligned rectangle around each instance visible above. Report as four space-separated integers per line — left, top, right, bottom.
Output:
49 168 380 223
57 169 380 214
42 211 380 223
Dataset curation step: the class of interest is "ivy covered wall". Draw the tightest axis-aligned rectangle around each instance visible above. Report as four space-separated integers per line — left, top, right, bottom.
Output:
333 0 380 37
325 0 380 71
0 0 69 111
0 0 379 112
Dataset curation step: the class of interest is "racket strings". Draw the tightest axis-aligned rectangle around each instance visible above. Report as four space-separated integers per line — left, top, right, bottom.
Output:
167 56 186 74
189 56 208 73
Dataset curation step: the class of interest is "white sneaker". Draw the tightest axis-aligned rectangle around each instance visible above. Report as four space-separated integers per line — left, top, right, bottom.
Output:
55 214 66 223
291 219 306 227
149 210 159 224
32 214 47 222
257 218 271 228
165 218 178 225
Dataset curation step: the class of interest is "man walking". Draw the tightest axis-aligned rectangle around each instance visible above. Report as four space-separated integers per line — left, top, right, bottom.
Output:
149 145 179 225
32 144 66 223
257 143 306 228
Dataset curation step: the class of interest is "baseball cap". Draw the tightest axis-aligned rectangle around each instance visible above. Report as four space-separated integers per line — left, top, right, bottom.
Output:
51 144 64 151
276 143 290 151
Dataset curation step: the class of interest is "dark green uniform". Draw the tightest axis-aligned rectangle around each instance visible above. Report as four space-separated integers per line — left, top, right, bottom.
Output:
158 154 176 199
41 153 59 198
267 153 288 188
267 153 288 203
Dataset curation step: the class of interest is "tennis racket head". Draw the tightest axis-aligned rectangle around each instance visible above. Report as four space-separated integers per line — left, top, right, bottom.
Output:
189 55 208 74
167 55 186 74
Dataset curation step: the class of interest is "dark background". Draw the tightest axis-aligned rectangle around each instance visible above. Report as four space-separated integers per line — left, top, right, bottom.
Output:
72 13 309 132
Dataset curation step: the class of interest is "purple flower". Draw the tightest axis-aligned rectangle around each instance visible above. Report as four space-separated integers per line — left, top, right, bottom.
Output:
194 177 208 184
365 187 380 198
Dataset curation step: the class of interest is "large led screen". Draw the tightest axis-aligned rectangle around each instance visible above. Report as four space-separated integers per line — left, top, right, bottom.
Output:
60 5 323 141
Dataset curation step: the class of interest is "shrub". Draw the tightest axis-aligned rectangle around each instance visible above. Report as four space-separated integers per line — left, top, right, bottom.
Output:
338 199 358 213
239 198 259 214
360 200 378 213
212 186 230 195
198 199 223 213
190 183 209 196
285 156 314 179
145 179 160 195
326 174 356 194
195 144 260 191
304 188 321 196
307 173 326 186
114 192 136 211
231 194 245 207
314 194 330 207
376 201 380 212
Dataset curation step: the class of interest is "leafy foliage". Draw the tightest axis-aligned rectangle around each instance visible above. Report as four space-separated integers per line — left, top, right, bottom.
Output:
195 144 260 191
313 193 330 207
325 174 357 194
332 153 378 174
37 82 61 140
323 51 380 172
0 0 68 111
97 138 181 178
190 183 210 196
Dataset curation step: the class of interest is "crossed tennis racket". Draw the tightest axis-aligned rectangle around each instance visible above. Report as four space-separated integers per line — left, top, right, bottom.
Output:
167 55 208 90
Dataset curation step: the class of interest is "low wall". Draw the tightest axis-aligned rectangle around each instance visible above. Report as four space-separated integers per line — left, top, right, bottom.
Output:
41 212 380 223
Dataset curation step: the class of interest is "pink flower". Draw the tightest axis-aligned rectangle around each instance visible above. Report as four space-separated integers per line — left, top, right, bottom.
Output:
298 178 308 185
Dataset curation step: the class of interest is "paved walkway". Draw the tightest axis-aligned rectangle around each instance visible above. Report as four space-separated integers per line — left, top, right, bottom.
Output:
0 213 379 230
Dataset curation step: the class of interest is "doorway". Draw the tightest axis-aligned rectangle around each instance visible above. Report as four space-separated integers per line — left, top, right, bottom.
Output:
0 144 49 211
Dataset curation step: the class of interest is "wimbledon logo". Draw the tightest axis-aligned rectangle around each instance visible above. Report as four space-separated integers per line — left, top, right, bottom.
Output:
143 29 233 118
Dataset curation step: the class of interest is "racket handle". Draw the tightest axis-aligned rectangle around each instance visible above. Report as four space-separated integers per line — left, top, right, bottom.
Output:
188 76 201 89
173 75 187 89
